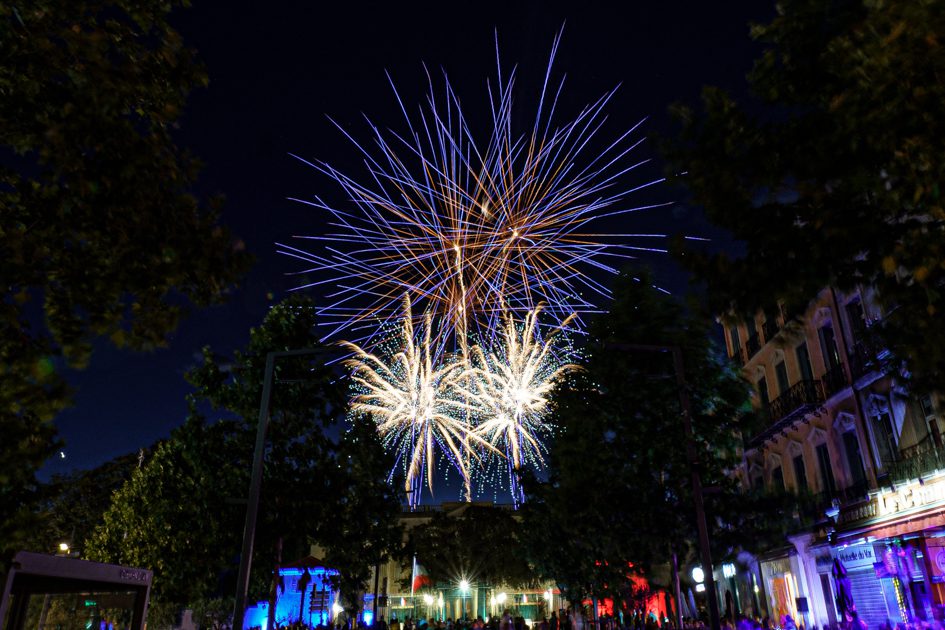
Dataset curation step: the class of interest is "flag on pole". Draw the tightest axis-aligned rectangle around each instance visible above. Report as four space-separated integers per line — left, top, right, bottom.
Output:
412 560 432 592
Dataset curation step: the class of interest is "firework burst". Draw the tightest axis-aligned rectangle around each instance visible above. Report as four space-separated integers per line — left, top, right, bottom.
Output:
278 31 675 349
343 295 493 505
460 305 581 505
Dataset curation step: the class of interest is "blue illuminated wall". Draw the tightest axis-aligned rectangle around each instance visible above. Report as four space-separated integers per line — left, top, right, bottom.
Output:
243 566 338 630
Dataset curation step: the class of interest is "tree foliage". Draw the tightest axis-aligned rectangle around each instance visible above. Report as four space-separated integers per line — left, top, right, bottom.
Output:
87 298 403 613
86 419 243 608
522 272 794 606
664 0 945 390
27 451 141 557
324 418 406 613
1 0 251 569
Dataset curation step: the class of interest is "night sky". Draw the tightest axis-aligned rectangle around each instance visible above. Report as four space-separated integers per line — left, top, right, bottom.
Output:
44 1 772 480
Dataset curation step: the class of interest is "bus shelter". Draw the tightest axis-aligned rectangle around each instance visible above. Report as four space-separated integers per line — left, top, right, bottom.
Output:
1 552 152 630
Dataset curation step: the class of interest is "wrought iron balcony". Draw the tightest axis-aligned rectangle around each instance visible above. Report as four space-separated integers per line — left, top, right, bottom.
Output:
768 379 825 424
886 437 945 483
822 363 848 398
810 479 872 513
850 338 884 381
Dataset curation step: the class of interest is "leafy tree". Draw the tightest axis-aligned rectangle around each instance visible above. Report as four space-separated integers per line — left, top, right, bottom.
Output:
28 451 141 556
402 504 534 593
88 298 403 617
664 0 945 390
323 418 405 614
522 272 795 607
1 0 251 568
86 418 243 610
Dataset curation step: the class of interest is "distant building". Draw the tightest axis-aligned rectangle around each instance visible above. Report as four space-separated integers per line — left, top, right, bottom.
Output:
365 502 564 624
720 287 945 628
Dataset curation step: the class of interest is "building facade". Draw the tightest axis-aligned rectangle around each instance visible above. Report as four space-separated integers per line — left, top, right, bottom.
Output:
371 502 563 624
721 287 945 629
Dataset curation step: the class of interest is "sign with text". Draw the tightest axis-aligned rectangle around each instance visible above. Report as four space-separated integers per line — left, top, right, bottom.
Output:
877 474 945 517
835 543 876 570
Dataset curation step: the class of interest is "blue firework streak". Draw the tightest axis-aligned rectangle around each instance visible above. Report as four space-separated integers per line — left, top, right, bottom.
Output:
278 31 680 348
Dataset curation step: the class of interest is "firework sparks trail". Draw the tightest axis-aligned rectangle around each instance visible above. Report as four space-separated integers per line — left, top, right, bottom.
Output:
342 295 495 506
279 31 678 349
460 305 581 506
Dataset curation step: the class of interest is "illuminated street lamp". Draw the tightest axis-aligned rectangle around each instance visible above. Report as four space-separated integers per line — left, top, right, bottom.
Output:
691 567 705 584
57 543 69 554
692 566 707 594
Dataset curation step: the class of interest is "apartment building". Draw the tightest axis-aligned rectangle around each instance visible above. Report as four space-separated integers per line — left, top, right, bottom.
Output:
721 287 945 630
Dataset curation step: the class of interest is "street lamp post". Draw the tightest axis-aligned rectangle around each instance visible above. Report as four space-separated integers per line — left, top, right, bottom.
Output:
232 348 332 630
606 343 722 630
459 580 470 620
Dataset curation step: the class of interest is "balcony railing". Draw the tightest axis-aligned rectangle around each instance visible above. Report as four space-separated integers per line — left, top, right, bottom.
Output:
810 479 872 512
768 379 825 424
886 437 945 483
850 338 885 381
822 363 848 398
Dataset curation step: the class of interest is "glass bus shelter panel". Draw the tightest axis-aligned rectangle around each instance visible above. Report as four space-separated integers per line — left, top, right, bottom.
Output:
9 589 139 630
1 553 151 630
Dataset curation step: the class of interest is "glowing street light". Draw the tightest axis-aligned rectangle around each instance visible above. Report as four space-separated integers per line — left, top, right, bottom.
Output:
58 543 69 554
691 566 705 584
423 594 435 606
496 592 507 605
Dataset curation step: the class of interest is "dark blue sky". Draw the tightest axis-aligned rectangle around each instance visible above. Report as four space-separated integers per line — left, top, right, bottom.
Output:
44 0 772 480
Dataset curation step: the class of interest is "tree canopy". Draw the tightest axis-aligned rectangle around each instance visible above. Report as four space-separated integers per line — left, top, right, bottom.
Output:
87 298 403 616
402 504 534 593
664 0 945 390
522 272 796 607
1 0 251 569
28 450 141 558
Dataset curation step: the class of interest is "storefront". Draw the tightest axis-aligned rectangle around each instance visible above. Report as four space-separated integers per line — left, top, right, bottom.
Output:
708 560 765 620
832 542 894 628
834 471 945 626
760 553 804 624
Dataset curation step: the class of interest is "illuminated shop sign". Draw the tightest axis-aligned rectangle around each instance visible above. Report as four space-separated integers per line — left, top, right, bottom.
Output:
835 544 875 570
877 475 945 517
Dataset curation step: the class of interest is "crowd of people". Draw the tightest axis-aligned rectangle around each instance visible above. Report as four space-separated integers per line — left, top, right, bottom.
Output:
322 610 945 630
